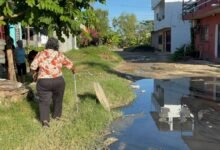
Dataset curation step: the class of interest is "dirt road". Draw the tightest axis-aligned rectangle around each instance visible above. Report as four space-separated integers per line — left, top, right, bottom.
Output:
115 51 220 79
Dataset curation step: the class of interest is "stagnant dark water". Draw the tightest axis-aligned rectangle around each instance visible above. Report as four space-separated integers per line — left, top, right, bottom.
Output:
109 77 220 150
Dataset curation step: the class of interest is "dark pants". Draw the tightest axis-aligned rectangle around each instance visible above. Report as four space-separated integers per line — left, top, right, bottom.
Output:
16 63 27 76
37 76 65 122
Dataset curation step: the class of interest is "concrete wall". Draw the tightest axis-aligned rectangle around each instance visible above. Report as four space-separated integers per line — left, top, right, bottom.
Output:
152 0 192 53
0 40 5 64
53 33 78 52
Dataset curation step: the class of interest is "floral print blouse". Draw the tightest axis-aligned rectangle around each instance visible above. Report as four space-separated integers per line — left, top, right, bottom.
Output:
30 49 73 79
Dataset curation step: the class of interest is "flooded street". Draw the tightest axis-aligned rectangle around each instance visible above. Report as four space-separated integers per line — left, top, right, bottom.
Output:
109 77 220 150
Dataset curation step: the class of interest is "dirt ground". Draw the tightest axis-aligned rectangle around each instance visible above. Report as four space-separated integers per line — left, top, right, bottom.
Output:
115 51 220 79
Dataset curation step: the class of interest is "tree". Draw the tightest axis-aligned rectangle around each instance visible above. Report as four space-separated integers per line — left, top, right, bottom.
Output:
0 0 105 40
112 14 154 48
136 20 153 45
112 13 137 47
93 9 109 44
140 20 153 31
0 0 105 80
105 30 120 46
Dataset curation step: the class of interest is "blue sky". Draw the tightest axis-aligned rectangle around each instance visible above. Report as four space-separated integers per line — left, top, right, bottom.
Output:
94 0 153 24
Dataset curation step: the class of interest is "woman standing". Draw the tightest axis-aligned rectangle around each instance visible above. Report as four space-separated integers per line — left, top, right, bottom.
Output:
15 40 26 83
31 38 76 127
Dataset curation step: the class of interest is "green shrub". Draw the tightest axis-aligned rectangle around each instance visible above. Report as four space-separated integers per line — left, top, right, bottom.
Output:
26 46 44 52
170 46 185 61
105 31 120 47
170 44 199 61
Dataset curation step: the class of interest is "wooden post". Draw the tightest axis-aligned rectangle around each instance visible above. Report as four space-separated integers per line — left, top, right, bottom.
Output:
93 82 111 112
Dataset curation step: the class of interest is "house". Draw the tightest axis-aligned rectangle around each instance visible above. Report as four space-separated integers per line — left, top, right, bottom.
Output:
182 0 220 61
151 0 191 53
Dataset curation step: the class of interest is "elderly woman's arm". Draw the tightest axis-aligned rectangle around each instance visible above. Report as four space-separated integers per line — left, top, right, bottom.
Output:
30 52 41 81
61 53 76 74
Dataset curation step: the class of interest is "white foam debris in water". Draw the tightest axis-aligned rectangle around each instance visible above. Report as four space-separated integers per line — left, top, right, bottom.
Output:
130 84 140 89
119 142 126 150
141 90 146 93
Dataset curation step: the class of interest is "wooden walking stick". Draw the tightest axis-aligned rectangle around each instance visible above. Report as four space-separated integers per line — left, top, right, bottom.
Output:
73 74 79 113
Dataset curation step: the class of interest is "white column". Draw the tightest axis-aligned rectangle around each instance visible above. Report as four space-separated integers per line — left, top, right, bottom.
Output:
73 36 78 50
37 32 41 47
215 24 218 58
169 117 173 131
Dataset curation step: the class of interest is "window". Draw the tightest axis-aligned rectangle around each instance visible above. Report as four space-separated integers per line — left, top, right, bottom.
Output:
200 25 209 41
0 26 5 39
156 13 164 21
158 35 163 44
156 13 159 21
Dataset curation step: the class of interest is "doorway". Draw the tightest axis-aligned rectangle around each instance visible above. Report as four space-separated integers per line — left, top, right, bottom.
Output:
218 25 220 57
165 30 171 52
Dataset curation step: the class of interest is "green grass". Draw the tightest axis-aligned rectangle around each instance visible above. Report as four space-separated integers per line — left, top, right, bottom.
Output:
0 46 135 150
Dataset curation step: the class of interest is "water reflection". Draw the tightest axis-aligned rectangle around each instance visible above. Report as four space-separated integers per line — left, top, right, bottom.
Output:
109 77 220 150
152 78 193 132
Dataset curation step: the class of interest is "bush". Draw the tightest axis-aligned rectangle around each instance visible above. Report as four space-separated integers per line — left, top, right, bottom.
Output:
170 44 199 61
124 44 154 52
78 29 100 47
105 31 120 47
26 46 44 52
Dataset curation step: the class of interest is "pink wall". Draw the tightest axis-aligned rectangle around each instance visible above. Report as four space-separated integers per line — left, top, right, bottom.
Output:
195 13 220 60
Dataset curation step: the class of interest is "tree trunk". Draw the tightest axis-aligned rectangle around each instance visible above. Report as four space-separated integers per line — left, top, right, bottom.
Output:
5 24 17 81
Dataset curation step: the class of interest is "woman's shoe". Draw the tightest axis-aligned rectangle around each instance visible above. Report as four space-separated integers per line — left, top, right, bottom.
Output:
52 116 60 121
42 120 50 128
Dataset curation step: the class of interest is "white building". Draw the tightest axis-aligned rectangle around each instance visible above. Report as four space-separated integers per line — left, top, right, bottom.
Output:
151 0 191 53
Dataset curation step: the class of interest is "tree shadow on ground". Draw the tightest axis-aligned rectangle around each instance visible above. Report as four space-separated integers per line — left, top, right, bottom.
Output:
25 85 40 121
79 61 146 81
80 61 111 71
